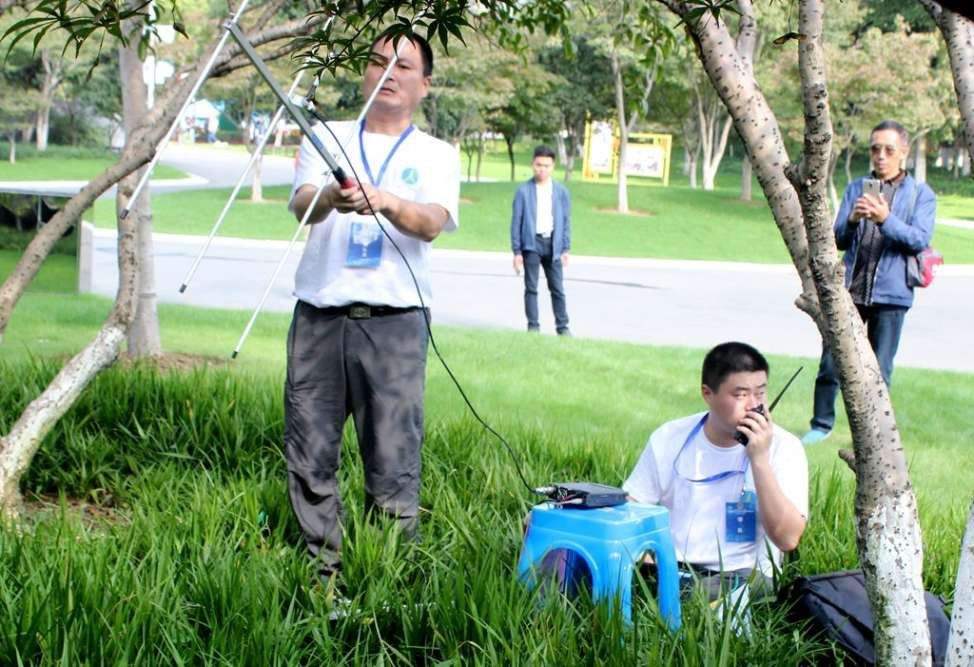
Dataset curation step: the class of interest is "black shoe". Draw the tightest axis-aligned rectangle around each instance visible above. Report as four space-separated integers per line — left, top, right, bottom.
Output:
527 326 540 333
557 328 572 337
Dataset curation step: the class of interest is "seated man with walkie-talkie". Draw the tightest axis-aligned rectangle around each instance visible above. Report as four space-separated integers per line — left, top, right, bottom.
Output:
624 342 808 600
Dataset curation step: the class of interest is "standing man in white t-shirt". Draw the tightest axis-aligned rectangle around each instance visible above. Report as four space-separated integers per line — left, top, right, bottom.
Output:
511 145 572 335
285 30 460 583
624 342 808 598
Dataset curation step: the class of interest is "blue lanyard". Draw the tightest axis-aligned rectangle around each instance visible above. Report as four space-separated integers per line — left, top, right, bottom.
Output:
673 414 750 484
359 122 415 187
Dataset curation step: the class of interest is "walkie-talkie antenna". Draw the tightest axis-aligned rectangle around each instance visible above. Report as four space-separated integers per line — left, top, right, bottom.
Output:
768 366 803 412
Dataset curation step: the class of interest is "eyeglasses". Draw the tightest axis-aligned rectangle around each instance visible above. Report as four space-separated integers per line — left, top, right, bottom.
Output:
870 144 900 156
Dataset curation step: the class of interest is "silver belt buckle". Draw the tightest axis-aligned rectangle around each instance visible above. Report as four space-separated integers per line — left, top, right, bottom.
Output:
348 304 371 319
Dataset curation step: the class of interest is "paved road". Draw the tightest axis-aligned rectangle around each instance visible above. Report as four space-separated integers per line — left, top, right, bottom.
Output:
6 144 972 371
3 143 296 196
90 229 974 372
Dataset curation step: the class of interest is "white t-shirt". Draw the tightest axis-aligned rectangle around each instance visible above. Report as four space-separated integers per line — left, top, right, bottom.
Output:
623 411 809 577
288 120 460 308
535 179 554 237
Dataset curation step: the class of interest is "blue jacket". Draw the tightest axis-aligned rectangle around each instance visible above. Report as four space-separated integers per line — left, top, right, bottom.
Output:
510 179 572 257
834 174 936 308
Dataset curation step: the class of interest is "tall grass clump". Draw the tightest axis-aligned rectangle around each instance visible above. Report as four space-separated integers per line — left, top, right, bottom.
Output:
0 358 968 664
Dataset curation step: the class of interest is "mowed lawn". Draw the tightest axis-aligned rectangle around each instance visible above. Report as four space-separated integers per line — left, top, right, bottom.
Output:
1 290 971 662
7 141 971 262
0 146 185 181
91 174 974 264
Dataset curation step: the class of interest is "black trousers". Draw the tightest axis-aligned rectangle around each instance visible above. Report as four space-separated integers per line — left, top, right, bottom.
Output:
523 235 569 332
284 301 429 575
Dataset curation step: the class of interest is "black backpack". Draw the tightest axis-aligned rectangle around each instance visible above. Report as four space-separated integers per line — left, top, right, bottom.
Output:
780 570 951 665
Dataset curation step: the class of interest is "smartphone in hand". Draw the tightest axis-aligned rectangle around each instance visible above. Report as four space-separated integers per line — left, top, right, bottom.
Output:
863 178 881 198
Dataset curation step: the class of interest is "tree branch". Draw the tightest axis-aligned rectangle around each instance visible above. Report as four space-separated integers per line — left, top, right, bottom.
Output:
0 14 322 339
735 0 758 78
947 500 974 666
663 5 818 317
919 0 974 171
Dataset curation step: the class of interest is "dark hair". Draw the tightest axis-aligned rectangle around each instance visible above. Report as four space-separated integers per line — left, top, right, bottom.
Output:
702 342 769 391
872 120 909 146
533 145 556 161
370 30 434 77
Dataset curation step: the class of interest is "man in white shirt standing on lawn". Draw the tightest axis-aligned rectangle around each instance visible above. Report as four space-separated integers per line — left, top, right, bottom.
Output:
624 342 809 599
285 29 460 585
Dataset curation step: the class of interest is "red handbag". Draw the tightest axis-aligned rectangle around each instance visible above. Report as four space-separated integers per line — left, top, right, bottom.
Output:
907 246 944 288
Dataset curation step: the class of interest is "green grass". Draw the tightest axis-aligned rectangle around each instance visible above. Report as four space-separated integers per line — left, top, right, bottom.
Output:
0 145 185 181
0 249 77 293
0 292 970 662
938 194 974 221
85 143 974 263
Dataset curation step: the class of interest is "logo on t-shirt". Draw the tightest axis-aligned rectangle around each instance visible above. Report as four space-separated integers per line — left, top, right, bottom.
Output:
401 167 419 186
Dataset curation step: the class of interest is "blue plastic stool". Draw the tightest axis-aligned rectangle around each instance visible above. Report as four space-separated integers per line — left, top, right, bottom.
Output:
517 501 681 629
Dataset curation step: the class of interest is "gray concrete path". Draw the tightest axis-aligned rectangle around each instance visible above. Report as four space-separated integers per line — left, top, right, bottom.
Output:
89 229 974 372
0 143 296 196
7 145 972 371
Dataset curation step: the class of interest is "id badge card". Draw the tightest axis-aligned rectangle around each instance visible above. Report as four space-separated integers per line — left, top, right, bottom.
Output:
345 220 383 268
725 490 757 543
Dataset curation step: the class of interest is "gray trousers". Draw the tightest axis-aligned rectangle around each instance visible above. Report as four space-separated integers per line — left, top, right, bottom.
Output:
284 300 429 575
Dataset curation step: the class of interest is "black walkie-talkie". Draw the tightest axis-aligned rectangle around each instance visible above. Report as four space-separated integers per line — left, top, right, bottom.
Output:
734 366 803 446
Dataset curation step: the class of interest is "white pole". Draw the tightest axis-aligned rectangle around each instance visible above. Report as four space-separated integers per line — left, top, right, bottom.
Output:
178 69 306 293
120 0 252 219
231 45 405 358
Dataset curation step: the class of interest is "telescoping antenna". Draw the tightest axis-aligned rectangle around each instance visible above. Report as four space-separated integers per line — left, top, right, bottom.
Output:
177 67 308 294
222 19 548 505
223 23 405 358
225 22 354 189
119 0 252 221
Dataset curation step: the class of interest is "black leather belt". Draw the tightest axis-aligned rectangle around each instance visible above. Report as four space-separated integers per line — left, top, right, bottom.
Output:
319 303 422 319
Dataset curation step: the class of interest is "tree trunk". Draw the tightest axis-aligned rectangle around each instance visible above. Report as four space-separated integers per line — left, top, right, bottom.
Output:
504 134 516 181
826 148 839 215
563 120 582 182
119 38 162 359
6 133 14 164
0 10 328 513
0 15 323 343
556 133 567 166
688 143 699 189
694 7 757 193
611 51 630 214
914 132 928 184
921 1 974 167
0 171 141 519
35 108 50 152
844 144 854 186
35 50 61 152
791 6 930 659
700 111 732 191
917 7 974 663
952 134 962 177
947 500 974 666
475 132 484 182
427 96 438 138
661 1 932 660
251 152 264 202
740 157 752 201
